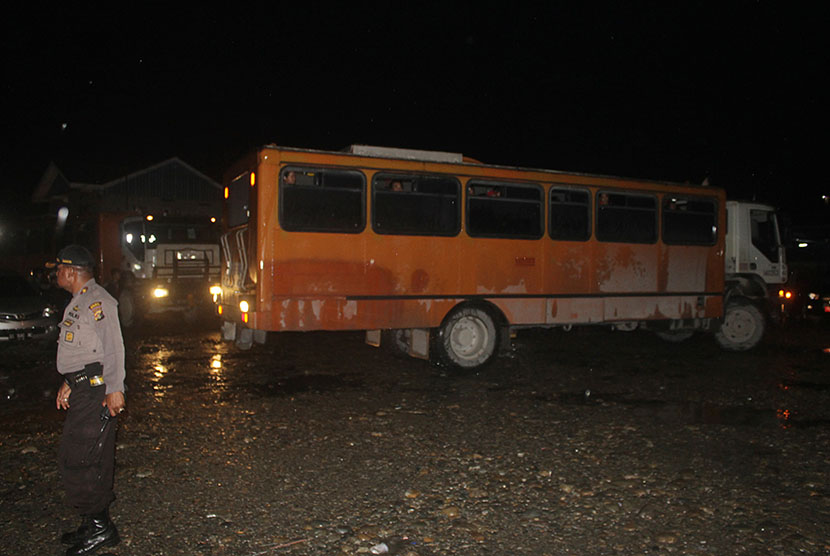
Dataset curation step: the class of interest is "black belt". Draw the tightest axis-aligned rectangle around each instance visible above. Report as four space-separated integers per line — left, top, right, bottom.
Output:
63 362 104 387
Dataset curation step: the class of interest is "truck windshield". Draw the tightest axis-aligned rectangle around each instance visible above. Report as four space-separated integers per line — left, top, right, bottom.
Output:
750 209 781 263
123 219 218 261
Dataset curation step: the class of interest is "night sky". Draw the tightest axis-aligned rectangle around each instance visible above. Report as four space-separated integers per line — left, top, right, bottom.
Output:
3 4 828 225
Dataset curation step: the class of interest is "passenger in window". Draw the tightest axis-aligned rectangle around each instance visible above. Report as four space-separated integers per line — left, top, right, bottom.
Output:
390 180 403 192
283 171 296 185
486 187 501 198
599 192 609 206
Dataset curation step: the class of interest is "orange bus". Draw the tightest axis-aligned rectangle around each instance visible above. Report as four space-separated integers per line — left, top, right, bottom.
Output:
215 144 778 368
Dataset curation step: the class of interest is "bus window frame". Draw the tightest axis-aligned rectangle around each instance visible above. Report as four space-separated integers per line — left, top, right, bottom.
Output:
371 172 461 237
595 190 658 244
279 165 367 234
548 185 592 242
465 179 544 240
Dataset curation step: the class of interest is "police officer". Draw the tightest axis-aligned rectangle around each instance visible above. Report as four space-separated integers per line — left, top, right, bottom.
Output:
50 245 126 556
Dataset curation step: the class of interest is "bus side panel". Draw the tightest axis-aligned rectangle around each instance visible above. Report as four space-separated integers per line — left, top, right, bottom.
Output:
547 298 604 323
662 245 709 292
255 298 460 331
458 237 543 298
595 243 658 294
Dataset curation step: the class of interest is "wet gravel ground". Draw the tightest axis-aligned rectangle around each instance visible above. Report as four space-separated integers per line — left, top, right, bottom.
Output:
1 316 829 556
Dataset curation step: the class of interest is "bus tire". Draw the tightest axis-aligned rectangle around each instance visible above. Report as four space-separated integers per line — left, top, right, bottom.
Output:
714 300 765 351
655 330 694 343
235 326 253 350
382 329 410 358
437 306 498 369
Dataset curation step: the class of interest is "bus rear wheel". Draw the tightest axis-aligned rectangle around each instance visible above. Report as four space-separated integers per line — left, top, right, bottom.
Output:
437 306 498 369
714 300 765 351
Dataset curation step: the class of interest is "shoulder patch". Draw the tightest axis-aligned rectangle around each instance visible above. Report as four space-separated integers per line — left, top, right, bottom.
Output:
89 301 105 321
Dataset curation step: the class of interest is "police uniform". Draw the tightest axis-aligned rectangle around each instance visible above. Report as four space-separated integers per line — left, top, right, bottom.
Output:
57 277 125 516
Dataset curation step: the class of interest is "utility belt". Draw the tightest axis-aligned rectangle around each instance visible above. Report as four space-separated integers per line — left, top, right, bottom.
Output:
63 362 104 388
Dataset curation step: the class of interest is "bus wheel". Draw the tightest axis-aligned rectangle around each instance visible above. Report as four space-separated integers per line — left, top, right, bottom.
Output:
438 307 498 369
382 329 411 358
655 330 694 343
714 300 765 351
235 326 253 350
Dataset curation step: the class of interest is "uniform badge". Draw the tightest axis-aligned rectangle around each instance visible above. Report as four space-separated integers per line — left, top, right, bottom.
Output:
65 331 74 342
89 301 105 321
63 319 74 327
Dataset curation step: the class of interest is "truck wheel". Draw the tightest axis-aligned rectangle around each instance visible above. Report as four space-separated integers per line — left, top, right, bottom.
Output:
714 300 765 351
436 306 498 369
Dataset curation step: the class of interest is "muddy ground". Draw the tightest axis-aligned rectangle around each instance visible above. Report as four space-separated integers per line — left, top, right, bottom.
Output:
1 315 828 556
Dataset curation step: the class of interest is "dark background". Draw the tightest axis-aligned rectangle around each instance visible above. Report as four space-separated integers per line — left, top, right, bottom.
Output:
2 3 828 225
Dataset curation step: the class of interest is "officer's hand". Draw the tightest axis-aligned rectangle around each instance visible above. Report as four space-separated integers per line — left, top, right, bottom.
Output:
104 391 126 417
57 382 71 410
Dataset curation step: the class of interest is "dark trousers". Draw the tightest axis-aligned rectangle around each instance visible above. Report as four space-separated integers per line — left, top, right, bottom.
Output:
58 378 117 515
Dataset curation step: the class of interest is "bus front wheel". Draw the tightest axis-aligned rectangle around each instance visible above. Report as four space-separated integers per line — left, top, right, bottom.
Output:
714 300 765 351
437 306 498 369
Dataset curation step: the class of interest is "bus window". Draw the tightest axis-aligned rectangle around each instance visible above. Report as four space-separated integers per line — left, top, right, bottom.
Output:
549 187 590 241
466 181 543 239
372 174 459 236
662 197 717 245
596 191 657 243
280 167 365 233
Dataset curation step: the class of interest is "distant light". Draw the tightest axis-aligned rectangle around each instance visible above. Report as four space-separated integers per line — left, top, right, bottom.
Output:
210 217 216 223
125 233 133 244
153 287 169 298
250 172 256 187
146 214 154 221
57 206 69 221
224 187 229 199
798 242 809 248
239 300 249 313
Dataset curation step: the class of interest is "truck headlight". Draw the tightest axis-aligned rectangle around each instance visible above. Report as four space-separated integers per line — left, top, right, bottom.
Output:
239 300 250 313
153 287 169 298
209 285 222 296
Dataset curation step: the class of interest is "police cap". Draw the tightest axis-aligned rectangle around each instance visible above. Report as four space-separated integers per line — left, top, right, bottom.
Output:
47 244 95 269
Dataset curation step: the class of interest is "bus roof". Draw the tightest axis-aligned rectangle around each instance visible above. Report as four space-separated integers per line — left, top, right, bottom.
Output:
259 143 719 192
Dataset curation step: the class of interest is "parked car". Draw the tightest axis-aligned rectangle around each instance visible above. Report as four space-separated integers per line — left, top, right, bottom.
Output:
0 269 60 342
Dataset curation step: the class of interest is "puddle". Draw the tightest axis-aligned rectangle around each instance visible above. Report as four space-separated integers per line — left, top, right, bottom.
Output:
552 392 824 429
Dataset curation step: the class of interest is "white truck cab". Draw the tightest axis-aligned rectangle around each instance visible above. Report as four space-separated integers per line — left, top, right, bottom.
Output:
711 201 787 350
725 201 787 285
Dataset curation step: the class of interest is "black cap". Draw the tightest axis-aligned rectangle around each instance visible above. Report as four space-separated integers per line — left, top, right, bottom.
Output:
47 244 95 268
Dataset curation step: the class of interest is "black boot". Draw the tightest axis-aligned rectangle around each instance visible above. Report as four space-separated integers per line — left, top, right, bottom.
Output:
66 508 119 556
61 515 92 545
